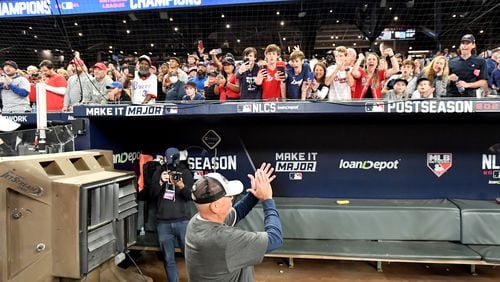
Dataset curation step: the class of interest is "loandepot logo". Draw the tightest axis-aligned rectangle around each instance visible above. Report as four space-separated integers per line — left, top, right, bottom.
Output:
339 159 400 171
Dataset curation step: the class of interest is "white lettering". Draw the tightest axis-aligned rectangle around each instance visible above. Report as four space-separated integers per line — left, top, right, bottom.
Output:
0 1 50 16
4 115 28 123
252 103 276 113
85 107 113 116
482 154 500 170
125 105 164 116
339 159 400 171
275 162 316 172
387 101 473 113
188 155 237 170
130 0 201 9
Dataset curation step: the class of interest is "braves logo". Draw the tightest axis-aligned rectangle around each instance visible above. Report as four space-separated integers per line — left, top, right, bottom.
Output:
427 153 452 177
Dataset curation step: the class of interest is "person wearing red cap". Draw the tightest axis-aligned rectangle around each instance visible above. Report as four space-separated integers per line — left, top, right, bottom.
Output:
39 59 68 111
83 62 113 104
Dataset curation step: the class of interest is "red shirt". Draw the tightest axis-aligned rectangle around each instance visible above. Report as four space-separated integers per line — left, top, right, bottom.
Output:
45 74 67 111
352 68 386 99
29 83 37 103
261 61 286 100
219 74 240 101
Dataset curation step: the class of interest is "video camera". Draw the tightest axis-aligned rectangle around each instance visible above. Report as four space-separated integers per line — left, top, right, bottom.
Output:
168 171 183 181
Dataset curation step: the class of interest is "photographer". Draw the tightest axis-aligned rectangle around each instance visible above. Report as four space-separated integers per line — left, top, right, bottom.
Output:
149 147 193 282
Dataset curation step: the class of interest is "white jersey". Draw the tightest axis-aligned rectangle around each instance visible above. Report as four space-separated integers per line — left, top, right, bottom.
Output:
326 65 351 101
131 73 157 104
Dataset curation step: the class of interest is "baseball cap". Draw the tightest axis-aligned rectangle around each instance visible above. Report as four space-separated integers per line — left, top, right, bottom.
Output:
207 71 219 77
393 78 408 86
461 34 475 43
165 147 180 165
222 57 235 65
191 173 244 204
3 60 18 69
93 62 107 71
197 61 207 67
169 57 181 64
106 81 123 89
138 55 152 65
416 77 430 85
188 67 197 73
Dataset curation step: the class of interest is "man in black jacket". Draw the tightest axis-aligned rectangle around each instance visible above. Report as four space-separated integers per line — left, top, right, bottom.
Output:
150 147 193 282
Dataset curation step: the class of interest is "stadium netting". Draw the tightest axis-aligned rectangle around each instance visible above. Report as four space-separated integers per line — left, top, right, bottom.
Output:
0 0 498 69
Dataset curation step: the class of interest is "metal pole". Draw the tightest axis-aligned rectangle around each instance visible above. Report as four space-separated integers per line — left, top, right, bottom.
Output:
35 83 48 154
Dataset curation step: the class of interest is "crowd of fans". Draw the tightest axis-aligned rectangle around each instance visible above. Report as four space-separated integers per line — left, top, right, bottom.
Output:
0 33 498 113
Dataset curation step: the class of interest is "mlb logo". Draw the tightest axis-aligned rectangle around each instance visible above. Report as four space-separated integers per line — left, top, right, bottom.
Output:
167 106 178 114
237 104 252 113
427 153 452 177
365 102 385 112
289 172 303 180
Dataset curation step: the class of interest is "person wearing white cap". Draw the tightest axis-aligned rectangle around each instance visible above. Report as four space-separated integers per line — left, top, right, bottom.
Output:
185 162 282 282
129 55 157 104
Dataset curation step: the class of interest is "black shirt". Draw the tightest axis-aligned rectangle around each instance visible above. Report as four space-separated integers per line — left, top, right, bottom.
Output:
204 84 218 100
447 55 487 97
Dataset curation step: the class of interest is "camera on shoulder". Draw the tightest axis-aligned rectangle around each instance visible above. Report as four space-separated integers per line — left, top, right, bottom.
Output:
168 171 182 181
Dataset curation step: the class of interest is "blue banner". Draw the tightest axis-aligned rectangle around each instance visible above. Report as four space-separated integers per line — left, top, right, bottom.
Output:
73 102 500 200
0 0 292 18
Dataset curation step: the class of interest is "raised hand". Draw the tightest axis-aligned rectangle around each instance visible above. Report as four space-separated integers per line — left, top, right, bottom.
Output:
247 162 275 201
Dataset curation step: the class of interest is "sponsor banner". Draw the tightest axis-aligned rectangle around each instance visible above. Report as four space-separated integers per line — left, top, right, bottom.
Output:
427 153 452 177
74 100 500 118
76 112 500 199
0 0 292 18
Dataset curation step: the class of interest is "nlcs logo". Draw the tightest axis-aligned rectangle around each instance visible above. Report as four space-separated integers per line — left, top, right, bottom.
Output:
427 153 452 177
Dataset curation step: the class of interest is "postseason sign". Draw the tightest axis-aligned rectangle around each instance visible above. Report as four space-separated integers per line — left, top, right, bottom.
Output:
0 0 292 18
386 100 474 114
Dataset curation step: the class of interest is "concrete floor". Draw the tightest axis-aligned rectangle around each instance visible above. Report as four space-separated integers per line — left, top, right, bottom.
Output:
125 251 500 282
